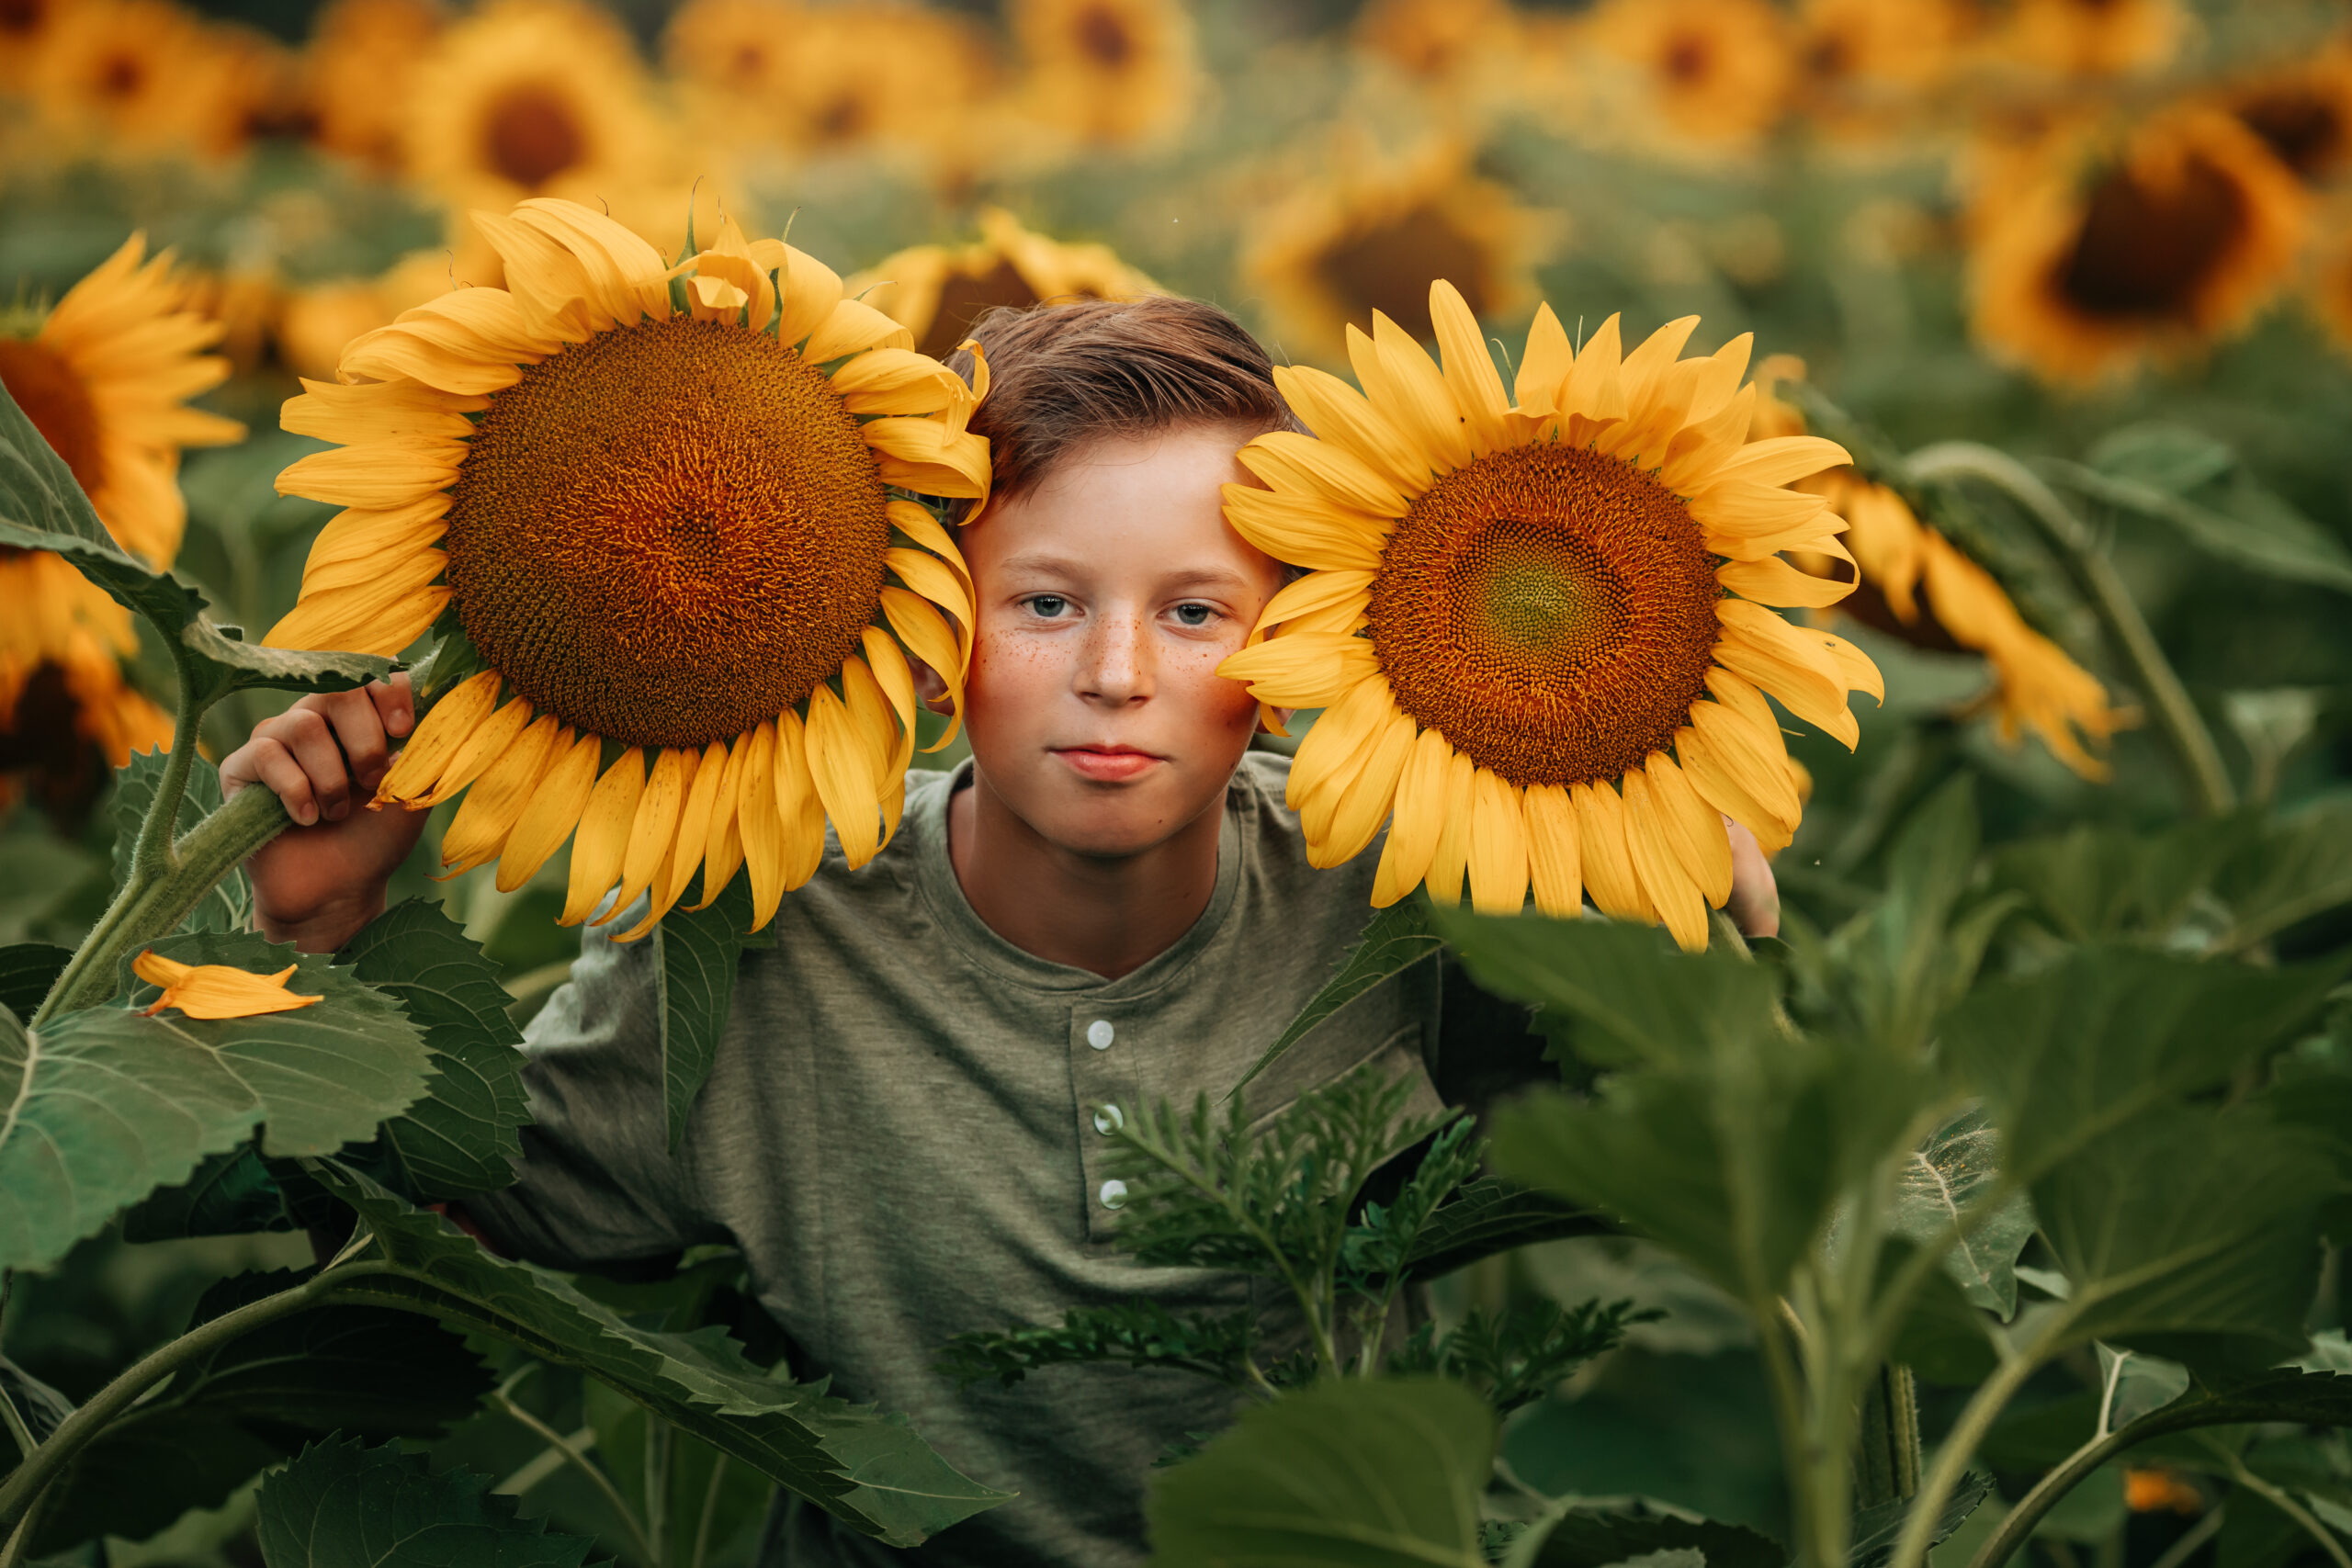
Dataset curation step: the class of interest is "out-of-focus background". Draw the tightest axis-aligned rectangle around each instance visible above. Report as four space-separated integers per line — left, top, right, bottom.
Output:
6 0 2352 1561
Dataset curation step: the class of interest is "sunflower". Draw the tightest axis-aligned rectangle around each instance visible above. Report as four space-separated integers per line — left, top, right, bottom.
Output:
1793 0 1973 145
400 0 673 215
1215 282 1879 950
1752 358 2126 780
2308 220 2352 360
304 0 447 175
1353 0 1519 106
850 209 1160 363
0 551 172 820
1970 108 2308 384
1589 0 1793 153
277 249 457 382
1 0 62 90
1007 0 1197 149
0 232 244 568
1994 0 2182 77
21 0 239 156
2218 42 2352 187
265 197 989 939
1243 143 1541 363
665 0 994 166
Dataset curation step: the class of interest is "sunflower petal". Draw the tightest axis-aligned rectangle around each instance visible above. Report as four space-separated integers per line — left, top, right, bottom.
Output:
282 378 481 444
758 242 845 348
1430 282 1511 458
1272 365 1430 494
831 347 969 417
735 721 786 930
1718 556 1854 609
806 682 882 868
275 444 463 510
1698 435 1852 492
773 709 827 891
1570 779 1653 923
1676 725 1795 856
1221 484 1389 572
135 952 320 1019
885 547 975 642
1368 315 1474 476
1256 570 1375 640
598 745 689 925
1645 751 1735 906
880 587 966 750
417 693 537 807
1514 304 1575 421
439 713 562 874
1216 632 1376 708
861 626 919 781
804 299 914 361
1522 784 1583 919
1560 313 1628 431
1713 604 1860 747
374 671 499 807
1240 429 1408 518
687 734 749 910
498 728 600 892
1372 727 1451 908
1321 705 1418 869
516 197 673 321
1423 750 1478 906
1466 771 1531 915
1622 769 1709 952
560 750 646 926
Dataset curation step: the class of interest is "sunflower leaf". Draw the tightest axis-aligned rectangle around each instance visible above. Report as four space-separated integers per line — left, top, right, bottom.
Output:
305 1161 1011 1549
254 1438 599 1568
653 875 770 1148
0 378 391 703
33 1269 492 1554
1226 897 1444 1100
0 931 433 1274
1891 1108 2036 1320
0 943 69 1020
339 898 530 1199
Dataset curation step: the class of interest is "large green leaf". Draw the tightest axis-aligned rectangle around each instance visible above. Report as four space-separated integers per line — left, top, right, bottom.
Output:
1228 897 1443 1099
1849 1472 1994 1568
1939 947 2341 1182
111 748 250 935
0 943 69 1019
121 1143 295 1238
582 1378 782 1565
308 1163 1008 1548
1987 818 2253 945
0 931 433 1272
1146 1376 1493 1568
1827 776 2008 1054
2034 1107 2335 1358
340 898 529 1198
34 1268 492 1553
255 1437 597 1568
2063 430 2352 596
1891 1108 2035 1319
0 380 390 702
2215 801 2352 953
650 875 770 1147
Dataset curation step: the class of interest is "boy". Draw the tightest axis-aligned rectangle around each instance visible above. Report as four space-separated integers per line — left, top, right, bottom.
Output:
223 296 1780 1565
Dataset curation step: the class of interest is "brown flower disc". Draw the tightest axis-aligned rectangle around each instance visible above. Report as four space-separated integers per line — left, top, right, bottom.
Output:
443 315 888 750
481 81 587 187
1366 443 1722 787
0 338 106 495
2056 152 2245 323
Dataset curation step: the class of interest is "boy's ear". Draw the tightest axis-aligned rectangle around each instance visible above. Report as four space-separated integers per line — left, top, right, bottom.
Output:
910 655 955 716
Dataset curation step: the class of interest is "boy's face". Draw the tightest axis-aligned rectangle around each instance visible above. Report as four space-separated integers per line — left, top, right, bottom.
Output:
954 423 1288 859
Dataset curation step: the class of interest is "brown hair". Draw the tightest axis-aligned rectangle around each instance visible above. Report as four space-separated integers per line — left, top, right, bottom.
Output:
943 295 1297 519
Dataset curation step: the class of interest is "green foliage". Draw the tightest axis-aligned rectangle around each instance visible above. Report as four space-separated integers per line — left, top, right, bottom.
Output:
0 930 433 1273
940 1301 1260 1391
1512 1506 1789 1568
254 1437 600 1568
650 875 773 1149
1388 1299 1658 1417
1888 1110 2032 1320
110 747 249 936
31 1269 493 1552
308 1162 1009 1549
0 942 68 1018
339 897 531 1199
1227 897 1444 1097
1146 1377 1494 1568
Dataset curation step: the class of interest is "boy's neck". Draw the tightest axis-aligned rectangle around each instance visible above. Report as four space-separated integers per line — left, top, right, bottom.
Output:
946 770 1225 981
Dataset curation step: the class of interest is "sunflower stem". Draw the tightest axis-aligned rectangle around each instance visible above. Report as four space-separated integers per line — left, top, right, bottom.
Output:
1903 442 2235 818
31 779 291 1024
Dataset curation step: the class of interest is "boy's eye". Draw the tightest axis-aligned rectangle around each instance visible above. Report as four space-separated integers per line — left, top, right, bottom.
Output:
1172 603 1216 627
1024 594 1069 618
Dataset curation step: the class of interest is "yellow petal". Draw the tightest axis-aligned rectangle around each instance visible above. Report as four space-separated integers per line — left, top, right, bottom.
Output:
1320 705 1418 869
598 746 689 926
1621 770 1709 952
281 378 481 445
839 656 904 863
880 587 966 750
438 713 561 874
1291 673 1395 844
1681 710 1802 834
1645 751 1735 906
1717 556 1853 609
1570 780 1653 923
1222 483 1390 572
1216 632 1377 708
1257 570 1376 642
1368 314 1474 475
1514 304 1574 420
761 242 845 348
1466 770 1530 915
806 682 881 868
615 740 727 941
804 298 913 361
1272 365 1430 495
1430 281 1510 458
374 671 500 807
1372 727 1452 908
1423 749 1477 906
1239 429 1408 519
276 444 462 510
862 626 919 781
1522 784 1583 919
136 951 321 1019
1676 724 1793 856
560 750 645 926
885 547 974 649
418 693 537 808
687 733 749 911
497 729 600 893
1560 313 1627 431
773 707 828 891
1713 604 1860 748
266 575 448 660
735 721 786 930
831 347 968 418
514 197 673 322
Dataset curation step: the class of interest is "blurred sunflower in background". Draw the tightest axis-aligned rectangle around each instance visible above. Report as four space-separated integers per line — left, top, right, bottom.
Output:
1752 358 2129 779
1792 0 1973 146
1351 0 1519 114
1244 142 1542 361
1217 281 1879 949
1996 0 2185 77
1589 0 1793 154
400 0 674 223
304 0 446 175
2217 39 2352 187
1008 0 1197 150
23 0 248 158
852 209 1159 361
266 197 988 937
1969 107 2308 383
277 249 455 381
0 234 243 817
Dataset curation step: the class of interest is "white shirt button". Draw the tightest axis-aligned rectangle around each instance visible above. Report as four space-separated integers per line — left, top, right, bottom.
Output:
1093 1104 1124 1135
1098 1179 1127 1210
1086 1019 1115 1050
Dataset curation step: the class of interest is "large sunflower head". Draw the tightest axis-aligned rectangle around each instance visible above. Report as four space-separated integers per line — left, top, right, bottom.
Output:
1244 142 1541 364
1008 0 1198 149
1216 282 1881 950
1751 357 2128 780
0 232 245 569
1590 0 1794 153
400 0 673 211
1969 107 2309 384
265 197 989 939
850 209 1161 363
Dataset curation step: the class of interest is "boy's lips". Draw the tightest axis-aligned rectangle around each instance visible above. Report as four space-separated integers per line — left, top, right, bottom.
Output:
1052 745 1165 783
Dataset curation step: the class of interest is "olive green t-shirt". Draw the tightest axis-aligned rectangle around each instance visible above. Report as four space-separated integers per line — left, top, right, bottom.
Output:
465 753 1454 1566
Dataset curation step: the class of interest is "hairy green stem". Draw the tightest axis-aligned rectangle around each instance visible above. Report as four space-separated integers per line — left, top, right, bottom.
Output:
129 682 204 884
33 780 291 1023
0 1258 390 1530
2223 1453 2352 1568
1887 1335 2051 1568
1905 442 2235 818
493 1385 655 1562
0 1489 45 1568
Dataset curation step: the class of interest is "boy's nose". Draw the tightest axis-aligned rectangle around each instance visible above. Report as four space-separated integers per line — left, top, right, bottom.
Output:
1076 614 1152 704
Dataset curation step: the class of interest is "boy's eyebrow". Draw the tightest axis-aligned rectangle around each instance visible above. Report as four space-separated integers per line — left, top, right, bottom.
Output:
990 553 1256 595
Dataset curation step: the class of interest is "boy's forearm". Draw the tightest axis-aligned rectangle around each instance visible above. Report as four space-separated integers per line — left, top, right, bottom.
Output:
257 890 387 953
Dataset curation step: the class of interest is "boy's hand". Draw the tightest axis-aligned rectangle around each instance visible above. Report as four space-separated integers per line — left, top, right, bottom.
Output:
1724 818 1780 940
220 675 427 953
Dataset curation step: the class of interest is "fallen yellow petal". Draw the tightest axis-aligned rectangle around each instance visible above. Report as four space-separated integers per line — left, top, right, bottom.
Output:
134 951 323 1020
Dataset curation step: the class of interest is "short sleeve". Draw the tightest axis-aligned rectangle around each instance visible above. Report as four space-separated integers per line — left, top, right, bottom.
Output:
459 917 729 1271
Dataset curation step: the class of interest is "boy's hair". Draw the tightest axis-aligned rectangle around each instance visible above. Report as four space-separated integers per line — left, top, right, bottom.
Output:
944 295 1299 519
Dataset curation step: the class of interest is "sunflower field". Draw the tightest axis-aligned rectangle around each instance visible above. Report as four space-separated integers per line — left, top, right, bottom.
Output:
7 0 2352 1561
